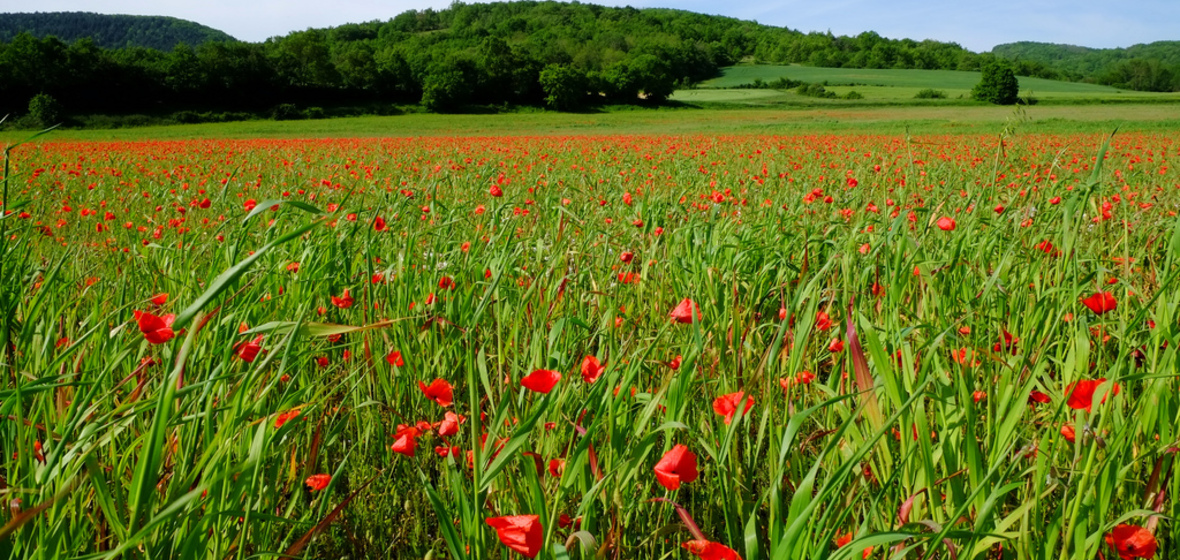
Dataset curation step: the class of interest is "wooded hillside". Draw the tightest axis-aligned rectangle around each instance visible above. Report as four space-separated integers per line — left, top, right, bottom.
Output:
0 12 234 50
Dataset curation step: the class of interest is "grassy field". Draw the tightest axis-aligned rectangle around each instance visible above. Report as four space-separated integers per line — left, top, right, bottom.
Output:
691 65 1180 104
5 104 1180 144
2 99 1179 559
3 129 1177 560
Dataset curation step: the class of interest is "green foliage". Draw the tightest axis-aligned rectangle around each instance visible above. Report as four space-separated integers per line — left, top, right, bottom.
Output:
734 76 804 90
0 11 234 50
538 64 587 110
796 82 836 98
992 41 1180 92
28 93 62 127
972 60 1019 104
1101 59 1178 92
270 103 303 121
420 60 475 112
0 2 987 117
3 129 1178 559
842 90 863 99
3 2 1177 119
914 88 947 99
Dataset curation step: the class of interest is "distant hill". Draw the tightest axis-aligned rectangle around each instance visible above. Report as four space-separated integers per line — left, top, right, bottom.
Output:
0 12 235 50
992 41 1180 90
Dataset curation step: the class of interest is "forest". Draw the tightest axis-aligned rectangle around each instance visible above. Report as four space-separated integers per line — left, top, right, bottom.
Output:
1 3 1177 124
992 41 1180 92
0 12 234 50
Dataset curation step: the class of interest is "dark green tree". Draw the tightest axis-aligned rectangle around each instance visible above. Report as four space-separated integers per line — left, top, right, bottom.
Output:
538 63 586 110
420 59 475 112
28 93 63 127
972 60 1019 104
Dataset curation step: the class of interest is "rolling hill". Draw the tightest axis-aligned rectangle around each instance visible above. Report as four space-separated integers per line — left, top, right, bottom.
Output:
0 12 235 50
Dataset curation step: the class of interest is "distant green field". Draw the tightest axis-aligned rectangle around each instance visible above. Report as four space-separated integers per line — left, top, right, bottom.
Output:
695 64 1180 102
6 104 1180 143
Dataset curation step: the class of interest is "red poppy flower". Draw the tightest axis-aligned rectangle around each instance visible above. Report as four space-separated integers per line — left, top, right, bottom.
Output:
832 531 874 559
1028 390 1051 405
1105 524 1157 559
274 408 300 429
653 444 699 490
418 378 454 407
373 216 386 231
1061 424 1076 443
439 276 455 290
391 433 417 457
234 334 265 362
780 370 816 391
829 339 845 353
1081 291 1118 315
395 423 422 439
581 355 605 384
489 185 504 197
548 458 564 477
150 293 168 305
315 356 329 368
436 411 463 437
668 355 683 370
815 311 832 331
1065 378 1120 413
682 539 743 560
713 391 754 425
331 288 354 309
669 298 701 324
936 217 956 231
521 369 561 394
304 474 331 491
486 515 542 558
135 310 175 345
386 350 405 367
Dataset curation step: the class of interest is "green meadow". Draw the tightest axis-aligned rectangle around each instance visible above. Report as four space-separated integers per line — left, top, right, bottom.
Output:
6 103 1179 144
676 65 1180 105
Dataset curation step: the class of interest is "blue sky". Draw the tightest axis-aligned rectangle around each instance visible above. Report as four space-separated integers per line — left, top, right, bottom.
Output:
8 0 1178 52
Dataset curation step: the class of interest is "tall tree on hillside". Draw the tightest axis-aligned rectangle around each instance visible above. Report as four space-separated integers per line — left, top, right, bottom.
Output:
972 59 1019 104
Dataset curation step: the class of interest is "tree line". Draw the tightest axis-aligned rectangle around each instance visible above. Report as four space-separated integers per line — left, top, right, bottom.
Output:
3 2 1177 125
0 1 990 120
992 41 1180 92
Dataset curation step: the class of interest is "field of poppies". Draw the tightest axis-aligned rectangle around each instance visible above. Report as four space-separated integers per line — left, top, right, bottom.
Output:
1 130 1177 560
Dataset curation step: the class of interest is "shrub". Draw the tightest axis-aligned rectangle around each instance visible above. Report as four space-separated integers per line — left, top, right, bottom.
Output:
796 83 836 99
914 88 947 99
271 104 303 121
28 93 63 128
173 110 203 124
972 60 1019 105
843 90 864 100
